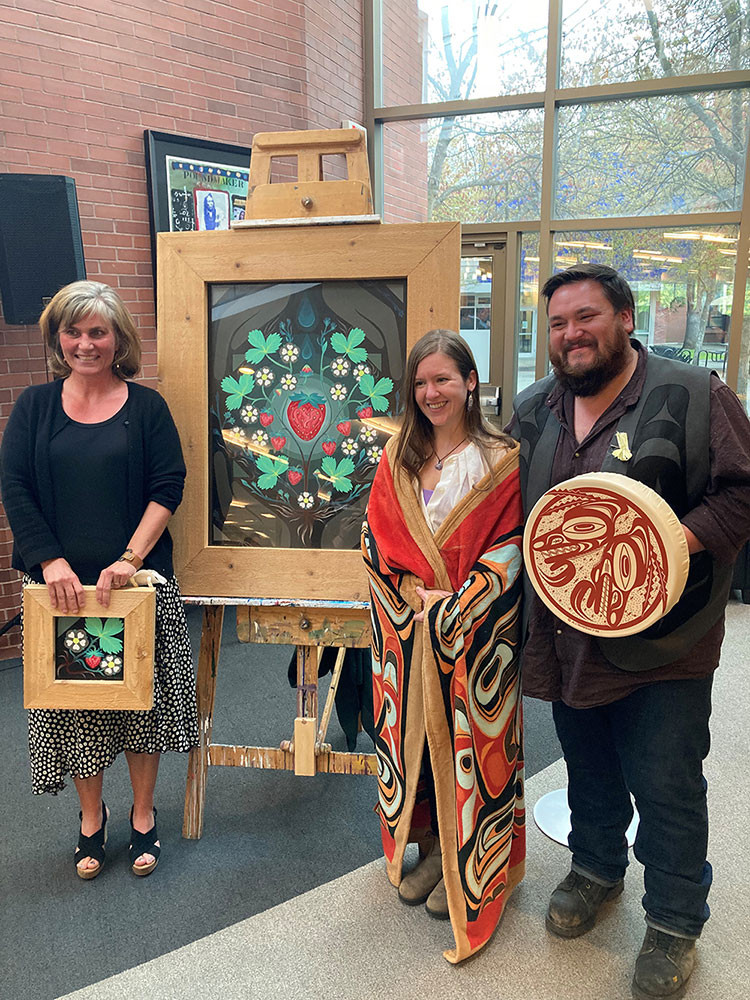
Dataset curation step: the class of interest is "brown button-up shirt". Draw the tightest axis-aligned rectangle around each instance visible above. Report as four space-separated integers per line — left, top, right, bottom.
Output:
512 343 750 708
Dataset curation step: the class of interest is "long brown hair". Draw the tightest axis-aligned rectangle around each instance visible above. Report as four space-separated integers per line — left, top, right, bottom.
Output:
40 280 142 379
394 329 514 479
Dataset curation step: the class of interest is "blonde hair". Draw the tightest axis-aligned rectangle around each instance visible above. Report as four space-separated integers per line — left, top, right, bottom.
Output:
40 280 141 379
394 329 513 480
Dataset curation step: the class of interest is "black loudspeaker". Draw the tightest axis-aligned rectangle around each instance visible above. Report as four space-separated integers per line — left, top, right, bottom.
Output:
0 174 86 325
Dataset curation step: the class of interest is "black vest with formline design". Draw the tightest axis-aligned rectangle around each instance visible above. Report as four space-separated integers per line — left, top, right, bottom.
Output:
513 352 733 671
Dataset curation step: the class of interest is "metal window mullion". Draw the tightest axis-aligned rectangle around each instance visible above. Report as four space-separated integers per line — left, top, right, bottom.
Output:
363 0 382 214
536 0 561 382
724 125 750 393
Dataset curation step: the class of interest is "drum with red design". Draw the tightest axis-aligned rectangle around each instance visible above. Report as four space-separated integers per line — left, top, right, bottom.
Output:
523 472 689 636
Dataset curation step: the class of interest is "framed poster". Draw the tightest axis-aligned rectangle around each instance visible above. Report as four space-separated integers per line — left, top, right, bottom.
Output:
157 221 460 600
23 585 156 710
143 130 252 274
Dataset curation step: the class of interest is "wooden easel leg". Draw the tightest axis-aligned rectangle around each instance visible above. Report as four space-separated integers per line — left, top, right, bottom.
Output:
294 644 318 776
183 604 224 839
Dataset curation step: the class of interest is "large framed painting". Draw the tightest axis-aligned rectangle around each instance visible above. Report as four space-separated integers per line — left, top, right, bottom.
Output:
23 586 156 710
157 221 460 600
144 130 252 280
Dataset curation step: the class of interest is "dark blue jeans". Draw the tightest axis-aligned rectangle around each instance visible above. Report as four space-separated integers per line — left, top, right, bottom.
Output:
552 675 713 939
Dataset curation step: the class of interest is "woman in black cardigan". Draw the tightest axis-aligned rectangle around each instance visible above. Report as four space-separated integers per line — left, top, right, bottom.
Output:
0 281 198 879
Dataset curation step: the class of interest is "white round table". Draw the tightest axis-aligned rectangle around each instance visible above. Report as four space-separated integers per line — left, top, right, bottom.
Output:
533 787 640 847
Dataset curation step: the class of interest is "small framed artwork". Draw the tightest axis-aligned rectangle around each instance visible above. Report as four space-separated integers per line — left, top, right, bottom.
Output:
156 220 460 600
143 130 252 276
23 585 156 711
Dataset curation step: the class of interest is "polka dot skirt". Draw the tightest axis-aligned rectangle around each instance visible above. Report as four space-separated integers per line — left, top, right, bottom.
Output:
24 576 199 795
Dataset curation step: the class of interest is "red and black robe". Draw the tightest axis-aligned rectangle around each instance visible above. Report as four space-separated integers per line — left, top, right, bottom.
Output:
362 435 525 962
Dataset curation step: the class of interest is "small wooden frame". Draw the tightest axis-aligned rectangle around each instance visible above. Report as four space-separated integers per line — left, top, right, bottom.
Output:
182 597 376 840
157 219 460 600
244 129 373 220
23 585 156 711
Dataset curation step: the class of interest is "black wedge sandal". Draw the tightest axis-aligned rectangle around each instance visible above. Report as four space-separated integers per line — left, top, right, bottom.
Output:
74 801 108 880
129 806 160 877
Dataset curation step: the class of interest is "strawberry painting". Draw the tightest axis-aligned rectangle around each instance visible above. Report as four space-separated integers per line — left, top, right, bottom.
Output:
214 286 403 548
286 392 326 441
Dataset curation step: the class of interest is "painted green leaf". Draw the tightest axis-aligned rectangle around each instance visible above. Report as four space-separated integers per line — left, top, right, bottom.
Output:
331 328 368 363
100 618 123 638
245 329 282 364
221 373 255 410
358 373 375 395
257 472 279 490
99 635 123 655
84 617 104 636
330 332 348 354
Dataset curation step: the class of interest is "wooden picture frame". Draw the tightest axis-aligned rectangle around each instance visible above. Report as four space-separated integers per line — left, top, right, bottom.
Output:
157 220 461 600
23 586 156 711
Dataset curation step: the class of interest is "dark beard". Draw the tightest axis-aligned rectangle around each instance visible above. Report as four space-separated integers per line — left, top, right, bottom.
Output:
551 335 631 397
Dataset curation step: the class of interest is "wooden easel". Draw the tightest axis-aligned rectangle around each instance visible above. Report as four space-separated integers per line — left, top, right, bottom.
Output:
182 129 379 841
235 127 377 224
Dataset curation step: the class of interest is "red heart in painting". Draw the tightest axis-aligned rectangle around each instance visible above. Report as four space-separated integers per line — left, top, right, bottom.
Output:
287 396 326 440
288 470 302 485
336 421 351 435
85 655 101 668
270 436 286 450
357 406 373 419
322 441 336 456
259 412 274 427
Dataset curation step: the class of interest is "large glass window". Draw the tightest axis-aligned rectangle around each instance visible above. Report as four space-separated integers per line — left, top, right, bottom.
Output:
553 226 739 377
382 0 548 107
383 110 544 224
560 0 750 88
556 90 750 219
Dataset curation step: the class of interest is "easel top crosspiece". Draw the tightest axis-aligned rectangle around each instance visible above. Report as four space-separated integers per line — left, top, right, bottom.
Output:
183 128 380 841
232 127 380 228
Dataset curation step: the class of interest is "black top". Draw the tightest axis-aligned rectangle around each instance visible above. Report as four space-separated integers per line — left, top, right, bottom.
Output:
49 403 130 584
0 378 186 580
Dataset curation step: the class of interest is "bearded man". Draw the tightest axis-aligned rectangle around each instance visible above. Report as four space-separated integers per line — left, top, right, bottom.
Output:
509 264 750 1000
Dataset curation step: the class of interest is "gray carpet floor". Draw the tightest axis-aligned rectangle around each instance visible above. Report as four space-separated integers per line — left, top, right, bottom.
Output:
52 599 750 1000
0 604 562 1000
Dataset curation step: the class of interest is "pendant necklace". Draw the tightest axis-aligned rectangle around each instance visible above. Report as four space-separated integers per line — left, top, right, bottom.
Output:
434 436 467 470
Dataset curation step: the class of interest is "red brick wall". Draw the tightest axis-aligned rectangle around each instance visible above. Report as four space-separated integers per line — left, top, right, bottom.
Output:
380 2 429 222
0 0 365 658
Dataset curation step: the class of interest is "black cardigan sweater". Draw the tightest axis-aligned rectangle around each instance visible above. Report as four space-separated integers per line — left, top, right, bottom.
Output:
0 378 186 580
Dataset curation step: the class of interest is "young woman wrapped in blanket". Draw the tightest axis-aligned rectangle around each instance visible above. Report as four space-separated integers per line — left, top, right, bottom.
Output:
362 329 525 962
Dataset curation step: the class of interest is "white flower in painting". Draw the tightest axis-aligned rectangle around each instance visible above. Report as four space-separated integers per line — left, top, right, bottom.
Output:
102 654 122 677
353 363 371 380
280 343 299 363
280 374 297 391
251 430 269 447
298 492 314 509
330 383 347 401
256 367 274 386
240 405 258 424
332 357 350 376
359 426 377 443
64 629 88 653
341 437 359 456
367 446 383 464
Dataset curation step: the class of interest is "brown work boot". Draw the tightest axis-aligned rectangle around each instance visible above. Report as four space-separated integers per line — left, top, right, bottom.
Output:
546 869 624 938
398 838 442 905
425 876 449 920
632 927 696 999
